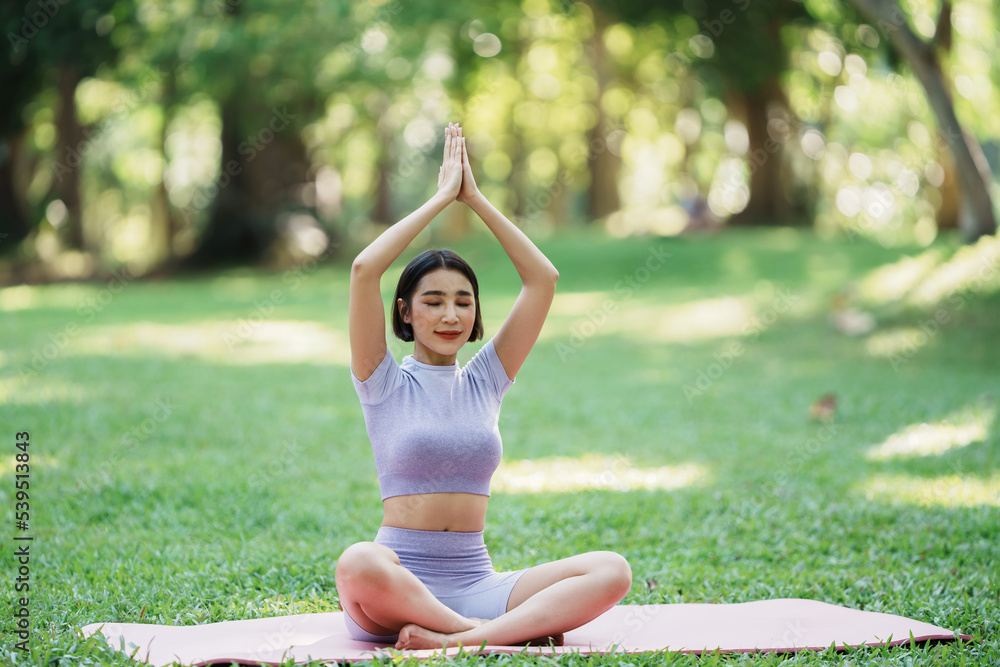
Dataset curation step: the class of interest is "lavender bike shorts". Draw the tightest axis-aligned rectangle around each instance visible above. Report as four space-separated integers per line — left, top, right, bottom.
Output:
343 526 527 643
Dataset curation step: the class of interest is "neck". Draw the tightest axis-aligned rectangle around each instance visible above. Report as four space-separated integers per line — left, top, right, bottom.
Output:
412 341 457 366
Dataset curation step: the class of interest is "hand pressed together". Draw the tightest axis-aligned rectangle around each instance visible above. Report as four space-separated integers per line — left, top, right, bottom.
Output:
436 122 482 205
455 125 482 205
436 122 464 201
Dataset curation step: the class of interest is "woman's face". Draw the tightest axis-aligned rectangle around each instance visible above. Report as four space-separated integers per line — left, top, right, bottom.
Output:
399 268 477 363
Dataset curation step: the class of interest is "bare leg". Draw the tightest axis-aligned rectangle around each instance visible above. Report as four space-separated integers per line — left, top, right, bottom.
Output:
335 542 479 638
395 551 631 650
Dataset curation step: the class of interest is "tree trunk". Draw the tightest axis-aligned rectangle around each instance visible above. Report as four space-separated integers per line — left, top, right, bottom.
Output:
151 68 178 268
185 98 272 266
935 150 960 229
0 133 31 253
54 64 85 251
728 77 794 225
930 1 958 230
846 0 995 241
585 0 621 222
371 98 394 226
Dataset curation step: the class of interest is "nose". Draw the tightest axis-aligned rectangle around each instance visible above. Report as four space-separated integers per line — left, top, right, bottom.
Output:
443 303 459 322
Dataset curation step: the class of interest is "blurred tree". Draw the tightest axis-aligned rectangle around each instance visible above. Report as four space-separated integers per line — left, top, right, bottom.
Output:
313 1 460 230
929 0 960 232
0 5 46 253
845 0 995 241
586 0 623 221
1 0 128 255
177 0 334 267
597 0 811 225
126 1 185 267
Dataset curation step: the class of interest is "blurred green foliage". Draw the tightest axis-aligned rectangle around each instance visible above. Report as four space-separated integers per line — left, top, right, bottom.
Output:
0 0 997 277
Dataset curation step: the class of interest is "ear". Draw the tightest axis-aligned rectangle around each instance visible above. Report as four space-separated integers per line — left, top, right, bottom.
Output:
396 298 409 323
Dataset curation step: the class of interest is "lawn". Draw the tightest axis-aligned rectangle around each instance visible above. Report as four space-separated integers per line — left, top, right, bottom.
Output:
1 227 998 665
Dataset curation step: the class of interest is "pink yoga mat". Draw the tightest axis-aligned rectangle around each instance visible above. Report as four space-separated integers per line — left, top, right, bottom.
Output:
82 599 970 666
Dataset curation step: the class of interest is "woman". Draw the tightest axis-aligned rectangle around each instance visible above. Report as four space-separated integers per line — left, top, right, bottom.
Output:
337 123 632 650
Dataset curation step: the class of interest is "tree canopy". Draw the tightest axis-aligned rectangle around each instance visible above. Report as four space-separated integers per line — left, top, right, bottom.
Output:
1 0 996 278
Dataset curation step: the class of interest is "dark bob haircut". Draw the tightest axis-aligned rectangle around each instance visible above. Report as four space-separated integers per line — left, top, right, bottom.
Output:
392 248 484 343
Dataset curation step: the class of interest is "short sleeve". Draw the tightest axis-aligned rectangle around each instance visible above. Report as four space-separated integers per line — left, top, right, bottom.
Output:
352 350 404 405
464 338 515 401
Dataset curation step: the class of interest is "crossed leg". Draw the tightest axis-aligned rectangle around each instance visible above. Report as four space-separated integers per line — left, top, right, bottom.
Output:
335 541 479 640
336 541 632 650
395 551 632 649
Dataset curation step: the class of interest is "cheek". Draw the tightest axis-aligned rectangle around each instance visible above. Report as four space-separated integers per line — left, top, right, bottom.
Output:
414 308 433 326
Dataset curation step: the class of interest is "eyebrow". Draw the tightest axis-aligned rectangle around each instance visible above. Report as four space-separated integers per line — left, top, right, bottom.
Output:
420 289 474 297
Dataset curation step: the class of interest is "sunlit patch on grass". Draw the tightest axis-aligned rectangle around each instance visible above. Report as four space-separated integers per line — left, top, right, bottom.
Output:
865 405 994 461
857 249 942 305
73 321 350 365
0 376 89 406
864 327 928 359
907 234 1000 307
493 454 706 493
546 291 610 316
622 296 752 343
0 284 38 311
540 294 758 344
855 235 1000 310
540 279 811 347
859 473 1000 508
0 282 96 312
1 452 60 476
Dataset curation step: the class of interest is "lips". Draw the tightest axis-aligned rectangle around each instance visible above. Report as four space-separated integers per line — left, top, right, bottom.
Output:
435 331 463 340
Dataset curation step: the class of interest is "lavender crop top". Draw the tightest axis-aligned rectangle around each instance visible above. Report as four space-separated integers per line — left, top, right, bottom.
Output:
351 339 515 500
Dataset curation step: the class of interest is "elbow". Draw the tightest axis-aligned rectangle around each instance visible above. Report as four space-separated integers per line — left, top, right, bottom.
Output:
525 266 558 296
351 256 372 278
537 265 559 296
350 258 380 287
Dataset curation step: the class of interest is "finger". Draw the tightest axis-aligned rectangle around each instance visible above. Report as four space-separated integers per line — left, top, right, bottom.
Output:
443 125 451 161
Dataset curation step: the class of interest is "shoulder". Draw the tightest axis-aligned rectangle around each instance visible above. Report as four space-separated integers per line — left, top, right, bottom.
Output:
463 338 514 400
352 349 404 405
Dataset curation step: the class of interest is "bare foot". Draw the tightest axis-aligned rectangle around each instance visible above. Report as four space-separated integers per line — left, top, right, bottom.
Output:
395 623 458 650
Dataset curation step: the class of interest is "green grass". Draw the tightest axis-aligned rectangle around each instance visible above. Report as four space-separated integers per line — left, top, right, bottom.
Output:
1 227 998 665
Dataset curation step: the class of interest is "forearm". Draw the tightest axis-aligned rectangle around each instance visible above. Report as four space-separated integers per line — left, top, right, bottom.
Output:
352 192 453 275
466 193 558 285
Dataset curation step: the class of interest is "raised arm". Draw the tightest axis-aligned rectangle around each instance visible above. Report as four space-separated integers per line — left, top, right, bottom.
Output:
457 129 559 380
350 124 464 381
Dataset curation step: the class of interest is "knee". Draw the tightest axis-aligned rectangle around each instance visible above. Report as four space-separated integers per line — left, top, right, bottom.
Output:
335 542 395 592
598 551 632 601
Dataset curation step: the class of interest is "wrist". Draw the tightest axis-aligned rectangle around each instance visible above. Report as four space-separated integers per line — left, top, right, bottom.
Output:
461 191 487 208
430 190 456 209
